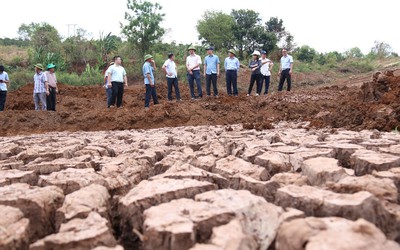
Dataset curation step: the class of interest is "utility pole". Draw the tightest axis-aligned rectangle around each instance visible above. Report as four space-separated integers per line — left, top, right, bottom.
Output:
66 24 78 37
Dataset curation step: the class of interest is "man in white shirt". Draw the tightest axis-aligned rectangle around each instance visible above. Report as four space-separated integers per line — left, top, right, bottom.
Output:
162 53 181 101
108 56 128 108
278 49 294 91
186 46 202 99
260 51 274 95
0 65 9 111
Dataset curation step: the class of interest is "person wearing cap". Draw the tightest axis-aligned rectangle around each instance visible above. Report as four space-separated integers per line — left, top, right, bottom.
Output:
33 64 49 111
107 56 128 108
203 46 220 97
224 49 240 96
247 51 262 96
260 51 274 95
45 63 58 111
278 48 294 91
162 53 181 101
186 46 203 99
0 65 9 111
104 62 114 108
143 54 159 108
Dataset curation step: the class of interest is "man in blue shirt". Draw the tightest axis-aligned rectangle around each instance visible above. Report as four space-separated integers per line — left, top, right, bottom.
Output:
143 54 159 109
0 65 9 111
224 49 240 96
203 47 220 97
278 49 294 91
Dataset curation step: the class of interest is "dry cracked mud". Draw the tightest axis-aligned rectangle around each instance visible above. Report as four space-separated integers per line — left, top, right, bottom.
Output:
1 122 400 250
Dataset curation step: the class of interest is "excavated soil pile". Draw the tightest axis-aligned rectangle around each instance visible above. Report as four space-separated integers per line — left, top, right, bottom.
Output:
0 69 399 136
1 123 400 249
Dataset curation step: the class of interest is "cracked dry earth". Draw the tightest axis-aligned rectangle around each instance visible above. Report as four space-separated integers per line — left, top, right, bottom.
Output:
1 122 400 250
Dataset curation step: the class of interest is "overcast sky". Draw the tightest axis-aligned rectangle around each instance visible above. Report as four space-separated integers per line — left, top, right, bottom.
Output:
2 0 399 54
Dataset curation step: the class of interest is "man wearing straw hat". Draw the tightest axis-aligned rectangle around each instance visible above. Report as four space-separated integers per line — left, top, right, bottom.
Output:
45 63 58 111
186 46 203 99
143 54 159 109
33 63 49 111
224 49 240 96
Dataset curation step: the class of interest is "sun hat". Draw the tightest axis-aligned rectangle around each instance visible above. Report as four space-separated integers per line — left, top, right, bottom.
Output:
187 46 196 51
228 49 236 55
252 51 261 56
144 54 153 61
34 64 44 70
46 63 56 70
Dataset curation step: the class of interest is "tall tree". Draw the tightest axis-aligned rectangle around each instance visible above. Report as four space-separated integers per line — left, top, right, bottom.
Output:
371 41 392 59
266 17 295 51
18 23 40 41
196 11 235 50
231 9 277 59
121 0 165 57
266 17 285 40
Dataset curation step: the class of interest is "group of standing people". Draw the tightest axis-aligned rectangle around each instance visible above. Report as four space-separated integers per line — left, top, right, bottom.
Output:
0 63 58 112
0 48 293 112
138 47 293 109
33 63 58 111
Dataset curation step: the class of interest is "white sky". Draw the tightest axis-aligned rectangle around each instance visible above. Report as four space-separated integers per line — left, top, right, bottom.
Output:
2 0 399 54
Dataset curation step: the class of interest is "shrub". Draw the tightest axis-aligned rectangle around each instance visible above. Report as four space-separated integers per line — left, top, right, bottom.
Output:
8 70 33 91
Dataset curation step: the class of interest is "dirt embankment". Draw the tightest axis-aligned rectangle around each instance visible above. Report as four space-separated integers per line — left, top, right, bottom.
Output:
0 69 399 136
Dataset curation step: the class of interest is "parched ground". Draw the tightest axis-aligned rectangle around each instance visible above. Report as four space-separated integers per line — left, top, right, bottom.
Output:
1 69 400 249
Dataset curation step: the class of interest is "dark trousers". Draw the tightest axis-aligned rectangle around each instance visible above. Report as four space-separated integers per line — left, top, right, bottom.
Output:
206 74 218 96
0 91 6 111
167 77 181 101
278 69 292 91
248 73 262 95
226 70 238 96
106 88 112 107
261 75 271 94
145 84 159 107
46 87 57 111
187 70 202 98
111 81 124 107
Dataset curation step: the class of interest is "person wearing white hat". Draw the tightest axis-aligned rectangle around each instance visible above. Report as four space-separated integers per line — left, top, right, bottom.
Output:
186 46 203 99
247 51 262 96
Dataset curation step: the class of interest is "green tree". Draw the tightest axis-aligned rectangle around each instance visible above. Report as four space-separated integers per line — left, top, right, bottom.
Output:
266 17 294 51
96 32 121 67
371 41 392 59
296 45 317 63
17 22 40 41
231 9 277 59
345 47 364 58
26 23 64 68
121 0 165 58
266 17 285 40
196 11 235 50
